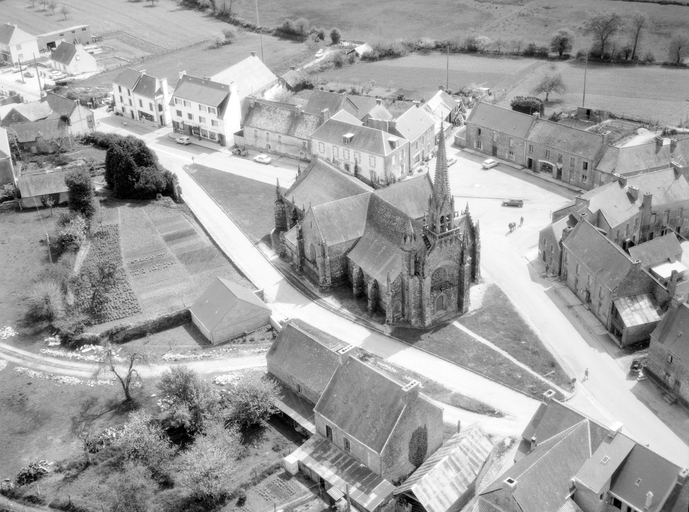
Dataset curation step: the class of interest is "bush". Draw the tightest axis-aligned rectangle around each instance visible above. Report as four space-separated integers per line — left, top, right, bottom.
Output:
330 27 341 45
158 367 220 435
510 96 545 116
82 131 122 150
316 27 325 41
222 27 237 43
643 51 656 63
65 168 96 220
464 35 480 53
221 376 279 428
115 410 176 470
26 280 65 323
54 213 87 255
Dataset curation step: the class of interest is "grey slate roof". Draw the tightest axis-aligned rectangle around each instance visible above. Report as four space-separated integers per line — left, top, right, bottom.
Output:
596 138 689 176
628 233 682 268
304 90 359 117
189 277 266 333
172 75 229 111
392 104 435 143
113 68 142 90
527 119 605 161
309 194 370 245
466 102 535 139
16 168 70 197
310 118 408 157
373 174 433 220
575 432 635 492
210 55 277 99
365 104 393 121
133 74 160 99
1 102 53 125
43 93 78 117
315 357 415 453
331 109 363 125
51 42 78 66
0 23 35 45
11 118 67 143
244 100 321 139
651 302 689 365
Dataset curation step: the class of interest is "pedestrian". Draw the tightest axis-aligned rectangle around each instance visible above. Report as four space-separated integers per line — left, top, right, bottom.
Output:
584 368 589 381
519 216 524 227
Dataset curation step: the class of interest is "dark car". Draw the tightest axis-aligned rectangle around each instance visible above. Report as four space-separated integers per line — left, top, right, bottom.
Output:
502 199 524 207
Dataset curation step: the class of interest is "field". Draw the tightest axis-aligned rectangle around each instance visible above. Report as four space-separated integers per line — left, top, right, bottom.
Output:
228 0 689 57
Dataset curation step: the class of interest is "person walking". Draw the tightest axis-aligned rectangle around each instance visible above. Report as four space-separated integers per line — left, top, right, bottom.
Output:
520 216 524 227
584 368 589 381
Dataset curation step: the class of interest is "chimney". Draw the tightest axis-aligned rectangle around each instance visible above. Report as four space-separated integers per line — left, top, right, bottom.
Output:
561 226 573 242
320 107 330 124
671 138 678 153
439 85 444 91
644 491 653 511
678 468 689 486
295 104 303 115
602 131 611 146
543 389 556 403
290 65 296 71
655 136 664 153
375 98 382 105
533 112 540 119
530 435 537 451
618 175 628 187
178 70 186 80
139 69 146 76
251 51 257 57
336 345 354 366
608 421 623 438
502 477 517 495
668 269 680 298
401 379 420 403
642 192 653 211
628 185 639 201
413 100 420 108
632 259 642 271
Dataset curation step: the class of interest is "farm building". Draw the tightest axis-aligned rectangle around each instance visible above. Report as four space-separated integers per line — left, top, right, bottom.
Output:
10 118 70 154
49 42 98 75
0 22 39 66
190 277 270 344
394 424 494 512
16 168 70 208
37 25 91 51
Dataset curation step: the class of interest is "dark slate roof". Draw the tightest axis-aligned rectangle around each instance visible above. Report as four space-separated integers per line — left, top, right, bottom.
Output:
348 95 378 119
392 104 435 143
304 90 359 117
12 118 67 143
113 68 142 90
0 23 35 45
563 220 634 290
528 119 605 161
315 357 416 452
373 174 433 220
309 194 370 245
51 42 78 66
266 319 346 400
365 104 393 121
1 102 52 124
651 302 689 364
596 138 689 176
210 55 277 99
610 445 681 512
133 74 160 99
280 69 301 88
172 74 229 109
244 100 321 139
331 109 363 125
310 118 407 157
189 277 267 333
628 233 682 268
285 158 371 210
466 102 535 139
347 194 422 283
16 168 70 197
574 433 636 492
43 93 77 117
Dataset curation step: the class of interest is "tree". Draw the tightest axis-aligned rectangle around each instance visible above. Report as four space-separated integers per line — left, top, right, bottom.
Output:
48 0 57 13
293 18 310 36
41 194 55 216
330 27 342 45
109 462 156 512
115 410 176 469
59 4 70 20
668 33 689 65
88 259 118 314
512 37 524 54
408 425 428 468
584 11 625 58
316 27 326 41
475 36 492 53
628 11 650 61
532 73 567 102
550 28 574 57
493 37 506 54
222 27 237 44
175 420 240 499
100 349 147 402
64 168 96 220
221 376 279 428
157 366 220 434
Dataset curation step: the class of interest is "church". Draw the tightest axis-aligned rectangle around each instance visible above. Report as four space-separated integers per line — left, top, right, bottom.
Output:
273 131 480 328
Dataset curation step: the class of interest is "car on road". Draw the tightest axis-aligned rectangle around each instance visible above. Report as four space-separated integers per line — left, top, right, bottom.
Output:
315 49 324 58
502 199 524 207
175 136 191 145
23 71 34 78
254 154 272 164
448 157 457 167
482 158 498 169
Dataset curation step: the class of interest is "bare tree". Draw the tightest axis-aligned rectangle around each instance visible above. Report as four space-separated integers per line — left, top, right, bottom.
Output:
493 38 506 54
628 11 650 61
148 0 158 5
669 33 689 65
48 0 57 13
511 37 524 54
59 4 70 20
532 73 567 102
89 259 118 314
584 11 625 57
99 349 147 402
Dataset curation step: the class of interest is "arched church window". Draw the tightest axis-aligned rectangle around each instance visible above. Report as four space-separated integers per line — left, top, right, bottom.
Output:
310 244 317 262
431 267 448 288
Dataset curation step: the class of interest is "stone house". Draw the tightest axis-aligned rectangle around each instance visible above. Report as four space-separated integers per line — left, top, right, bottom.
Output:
49 42 98 75
42 93 95 135
240 99 322 160
1 102 53 127
561 220 689 346
0 22 39 66
646 301 689 408
15 168 70 208
309 117 410 187
210 52 278 101
112 68 171 127
465 102 535 167
538 214 578 276
303 90 360 119
391 102 436 172
276 133 480 328
479 396 689 512
422 89 460 137
525 119 607 187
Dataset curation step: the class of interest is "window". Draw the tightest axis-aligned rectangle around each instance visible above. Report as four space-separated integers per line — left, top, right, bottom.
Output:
120 96 123 103
528 144 533 154
344 163 351 172
176 110 182 117
493 132 498 142
199 105 207 112
369 155 376 167
187 113 193 120
208 107 217 115
680 207 684 219
16 44 22 50
550 244 554 254
582 174 588 183
545 149 551 159
583 161 589 170
138 99 143 108
254 129 258 140
199 116 206 124
576 263 580 275
354 151 361 162
344 438 350 452
651 213 657 223
211 120 219 127
476 141 482 150
302 140 308 149
118 85 122 93
201 128 208 138
266 132 270 142
183 100 191 108
333 147 339 157
601 455 610 464
175 98 181 106
82 28 87 31
149 102 153 111
477 128 482 136
59 33 64 36
599 285 604 299
634 217 639 228
635 478 642 486
664 210 670 223
326 425 332 440
616 230 620 240
508 151 515 161
128 99 132 106
318 142 325 154
570 156 575 166
127 89 131 96
278 135 282 143
509 138 514 148
343 149 350 160
296 383 302 394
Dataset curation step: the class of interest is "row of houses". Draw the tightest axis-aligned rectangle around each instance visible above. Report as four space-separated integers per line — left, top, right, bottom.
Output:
466 102 689 191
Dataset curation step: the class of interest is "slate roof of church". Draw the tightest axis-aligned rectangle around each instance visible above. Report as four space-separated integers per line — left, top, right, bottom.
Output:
372 174 433 220
243 99 321 139
309 194 370 245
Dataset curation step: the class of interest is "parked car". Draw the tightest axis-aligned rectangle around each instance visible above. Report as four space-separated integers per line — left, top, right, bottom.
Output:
23 71 34 78
315 49 324 58
502 199 524 207
482 158 498 169
630 359 644 374
447 157 457 167
175 136 191 145
254 154 272 164
232 146 248 157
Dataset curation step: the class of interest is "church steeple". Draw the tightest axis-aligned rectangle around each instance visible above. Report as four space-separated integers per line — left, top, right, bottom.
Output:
425 129 455 234
433 128 451 204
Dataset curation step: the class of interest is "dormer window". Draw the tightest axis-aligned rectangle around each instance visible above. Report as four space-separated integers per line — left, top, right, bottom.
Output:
343 133 354 145
388 136 399 150
601 456 610 464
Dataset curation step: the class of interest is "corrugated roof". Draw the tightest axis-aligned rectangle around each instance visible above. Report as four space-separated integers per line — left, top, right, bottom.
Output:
528 120 605 161
373 174 433 220
189 277 266 333
51 42 78 66
0 23 35 46
291 436 396 512
16 169 69 197
613 294 663 328
243 100 321 139
315 357 411 453
394 425 493 512
113 68 143 90
172 74 229 108
466 102 535 139
310 118 408 157
610 444 681 512
266 320 346 401
133 74 160 99
393 105 435 143
563 221 634 290
651 302 689 363
629 233 682 269
574 432 635 492
304 90 359 117
210 55 277 99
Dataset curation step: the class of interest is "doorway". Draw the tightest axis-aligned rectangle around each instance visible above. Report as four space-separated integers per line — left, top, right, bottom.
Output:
492 146 498 156
527 158 533 169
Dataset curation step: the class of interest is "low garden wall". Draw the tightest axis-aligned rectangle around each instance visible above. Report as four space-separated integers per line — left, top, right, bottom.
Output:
76 308 191 345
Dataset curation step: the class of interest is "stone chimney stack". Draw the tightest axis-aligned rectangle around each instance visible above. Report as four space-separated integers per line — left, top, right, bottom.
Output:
295 104 303 115
413 100 420 108
401 379 420 403
178 70 186 80
336 345 354 366
543 389 556 403
668 269 680 299
561 226 573 242
655 136 664 153
251 51 257 57
618 175 628 187
375 98 382 105
671 138 678 153
320 107 330 124
644 491 653 511
628 185 639 201
502 478 517 495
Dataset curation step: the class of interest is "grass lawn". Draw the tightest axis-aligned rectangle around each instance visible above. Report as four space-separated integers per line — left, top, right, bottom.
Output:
191 164 282 244
456 284 571 387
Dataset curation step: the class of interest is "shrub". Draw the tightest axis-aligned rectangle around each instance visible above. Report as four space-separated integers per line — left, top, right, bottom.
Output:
330 27 342 45
134 166 168 199
510 96 544 116
316 27 325 41
26 280 65 323
65 168 96 220
158 366 220 435
643 51 656 63
115 410 176 469
464 35 480 53
222 27 237 43
54 213 87 255
221 376 279 428
82 131 122 150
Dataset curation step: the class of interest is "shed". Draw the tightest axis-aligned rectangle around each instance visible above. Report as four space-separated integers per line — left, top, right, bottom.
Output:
190 277 270 344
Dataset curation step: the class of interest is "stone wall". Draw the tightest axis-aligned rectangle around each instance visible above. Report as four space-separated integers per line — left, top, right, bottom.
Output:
646 339 689 406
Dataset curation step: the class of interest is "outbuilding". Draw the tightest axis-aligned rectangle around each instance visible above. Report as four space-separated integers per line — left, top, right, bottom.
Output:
190 277 271 344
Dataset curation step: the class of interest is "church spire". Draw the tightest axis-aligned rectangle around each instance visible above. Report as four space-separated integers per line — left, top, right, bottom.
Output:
433 128 452 203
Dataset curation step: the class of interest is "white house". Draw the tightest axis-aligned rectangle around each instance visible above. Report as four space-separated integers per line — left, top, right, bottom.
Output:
49 42 98 75
0 22 39 65
113 68 171 127
391 102 436 171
